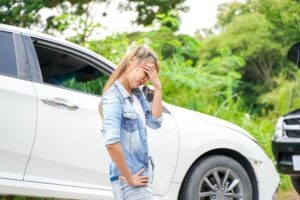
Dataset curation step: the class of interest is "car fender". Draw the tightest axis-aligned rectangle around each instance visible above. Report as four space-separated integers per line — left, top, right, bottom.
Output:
172 126 262 183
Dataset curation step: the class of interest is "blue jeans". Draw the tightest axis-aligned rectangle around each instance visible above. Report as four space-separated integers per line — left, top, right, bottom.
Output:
111 161 154 200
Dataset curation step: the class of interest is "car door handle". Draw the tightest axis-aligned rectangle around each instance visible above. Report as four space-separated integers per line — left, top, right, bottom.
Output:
41 98 79 110
53 99 79 110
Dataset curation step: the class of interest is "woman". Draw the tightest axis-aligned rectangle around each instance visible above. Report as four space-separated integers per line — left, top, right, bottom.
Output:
99 45 163 199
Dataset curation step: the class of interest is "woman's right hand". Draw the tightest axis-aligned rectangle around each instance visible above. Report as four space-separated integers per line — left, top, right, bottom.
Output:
119 168 149 186
142 63 161 89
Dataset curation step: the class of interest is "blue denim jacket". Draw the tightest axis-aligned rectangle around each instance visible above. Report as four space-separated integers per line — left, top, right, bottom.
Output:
101 80 163 181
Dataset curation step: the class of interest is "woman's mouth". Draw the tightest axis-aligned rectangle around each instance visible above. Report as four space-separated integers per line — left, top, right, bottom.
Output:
137 81 143 86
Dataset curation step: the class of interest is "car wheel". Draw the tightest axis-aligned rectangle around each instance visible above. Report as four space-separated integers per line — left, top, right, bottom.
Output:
179 155 253 200
291 176 300 195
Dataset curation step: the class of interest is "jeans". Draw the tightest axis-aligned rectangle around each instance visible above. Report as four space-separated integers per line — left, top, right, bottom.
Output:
111 160 154 200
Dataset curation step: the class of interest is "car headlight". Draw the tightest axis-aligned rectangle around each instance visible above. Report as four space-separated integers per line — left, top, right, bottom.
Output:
274 117 284 138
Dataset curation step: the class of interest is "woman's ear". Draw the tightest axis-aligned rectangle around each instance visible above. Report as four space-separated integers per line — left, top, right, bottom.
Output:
129 56 136 64
127 56 137 70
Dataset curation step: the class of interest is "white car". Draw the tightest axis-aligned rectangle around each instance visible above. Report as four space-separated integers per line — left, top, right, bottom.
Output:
0 23 279 200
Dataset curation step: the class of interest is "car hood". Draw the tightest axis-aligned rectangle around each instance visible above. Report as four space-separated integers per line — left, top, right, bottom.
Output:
164 102 256 141
195 112 256 141
284 108 300 117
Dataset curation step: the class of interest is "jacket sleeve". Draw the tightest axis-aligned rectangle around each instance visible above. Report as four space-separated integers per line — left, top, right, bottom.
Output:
101 92 122 145
145 110 163 129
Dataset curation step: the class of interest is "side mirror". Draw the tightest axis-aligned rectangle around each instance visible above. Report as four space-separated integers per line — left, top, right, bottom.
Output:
142 85 155 102
287 42 300 68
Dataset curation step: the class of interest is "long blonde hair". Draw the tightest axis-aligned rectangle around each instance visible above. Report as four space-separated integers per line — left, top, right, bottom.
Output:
99 45 159 118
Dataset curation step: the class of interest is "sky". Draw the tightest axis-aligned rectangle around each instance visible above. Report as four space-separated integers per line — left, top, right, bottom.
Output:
179 0 234 35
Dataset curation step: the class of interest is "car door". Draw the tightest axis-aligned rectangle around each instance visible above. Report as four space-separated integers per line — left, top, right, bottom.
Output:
147 106 179 195
23 37 113 190
0 31 37 180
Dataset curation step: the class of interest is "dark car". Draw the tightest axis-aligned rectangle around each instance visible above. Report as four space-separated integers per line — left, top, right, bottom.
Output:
272 42 300 194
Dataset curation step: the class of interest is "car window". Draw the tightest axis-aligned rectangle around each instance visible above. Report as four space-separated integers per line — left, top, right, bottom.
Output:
0 31 17 77
33 44 109 95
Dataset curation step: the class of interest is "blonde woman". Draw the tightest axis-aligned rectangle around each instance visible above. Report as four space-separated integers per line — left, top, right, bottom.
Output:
99 45 163 199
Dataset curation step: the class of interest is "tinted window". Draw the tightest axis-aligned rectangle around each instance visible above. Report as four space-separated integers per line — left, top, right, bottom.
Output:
0 31 17 76
34 44 109 95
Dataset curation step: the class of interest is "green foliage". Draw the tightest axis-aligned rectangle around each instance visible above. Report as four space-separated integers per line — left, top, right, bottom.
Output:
259 70 300 117
201 12 283 86
0 0 187 42
158 45 245 118
131 28 201 66
62 75 109 95
155 10 180 31
199 0 298 118
216 0 253 27
84 33 131 63
121 0 188 26
0 0 94 28
260 0 300 45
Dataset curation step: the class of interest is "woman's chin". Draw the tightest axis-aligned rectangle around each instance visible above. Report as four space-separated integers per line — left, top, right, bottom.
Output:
131 81 143 89
134 83 142 88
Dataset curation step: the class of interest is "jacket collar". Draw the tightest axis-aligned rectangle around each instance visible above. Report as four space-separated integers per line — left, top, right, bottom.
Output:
114 79 143 102
114 79 130 99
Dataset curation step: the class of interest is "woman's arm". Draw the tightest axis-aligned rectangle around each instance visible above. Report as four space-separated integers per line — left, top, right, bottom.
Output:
142 64 163 118
151 84 162 118
106 143 149 186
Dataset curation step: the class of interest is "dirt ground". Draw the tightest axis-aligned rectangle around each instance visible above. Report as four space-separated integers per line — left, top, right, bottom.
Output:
279 189 300 200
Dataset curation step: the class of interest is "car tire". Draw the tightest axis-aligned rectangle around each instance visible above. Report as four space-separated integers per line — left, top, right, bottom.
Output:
179 155 253 200
291 176 300 195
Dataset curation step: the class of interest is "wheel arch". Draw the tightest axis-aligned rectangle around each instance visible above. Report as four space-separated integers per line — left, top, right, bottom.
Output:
178 148 259 200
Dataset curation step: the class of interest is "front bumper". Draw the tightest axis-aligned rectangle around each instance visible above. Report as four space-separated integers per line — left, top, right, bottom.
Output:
252 144 280 200
272 136 300 175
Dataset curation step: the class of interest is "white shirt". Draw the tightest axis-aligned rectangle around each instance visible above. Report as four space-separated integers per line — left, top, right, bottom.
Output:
132 94 146 127
132 93 153 159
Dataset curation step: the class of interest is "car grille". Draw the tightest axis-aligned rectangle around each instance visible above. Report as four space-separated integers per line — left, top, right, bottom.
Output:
283 116 300 138
284 118 300 125
286 130 300 137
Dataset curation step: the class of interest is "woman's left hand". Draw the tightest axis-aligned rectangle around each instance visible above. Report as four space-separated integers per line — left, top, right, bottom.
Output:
142 64 161 89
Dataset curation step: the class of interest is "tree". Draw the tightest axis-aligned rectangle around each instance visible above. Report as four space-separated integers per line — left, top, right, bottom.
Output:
0 0 188 39
0 0 102 43
197 0 294 113
0 0 95 28
120 0 188 27
202 12 283 86
216 0 253 28
45 1 102 44
260 0 300 45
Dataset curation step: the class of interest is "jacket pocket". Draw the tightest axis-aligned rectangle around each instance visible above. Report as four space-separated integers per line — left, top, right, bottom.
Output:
123 112 139 133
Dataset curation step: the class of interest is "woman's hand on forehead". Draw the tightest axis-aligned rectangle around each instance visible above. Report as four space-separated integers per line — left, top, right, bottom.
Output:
144 63 155 68
141 63 161 88
141 63 156 72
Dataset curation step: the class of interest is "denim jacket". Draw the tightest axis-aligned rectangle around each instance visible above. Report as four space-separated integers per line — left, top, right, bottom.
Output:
101 80 163 181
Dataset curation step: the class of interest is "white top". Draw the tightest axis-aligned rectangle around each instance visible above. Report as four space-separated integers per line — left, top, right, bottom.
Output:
132 94 146 127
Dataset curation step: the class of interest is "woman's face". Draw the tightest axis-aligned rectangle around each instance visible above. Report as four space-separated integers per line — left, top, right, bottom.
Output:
127 60 152 89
